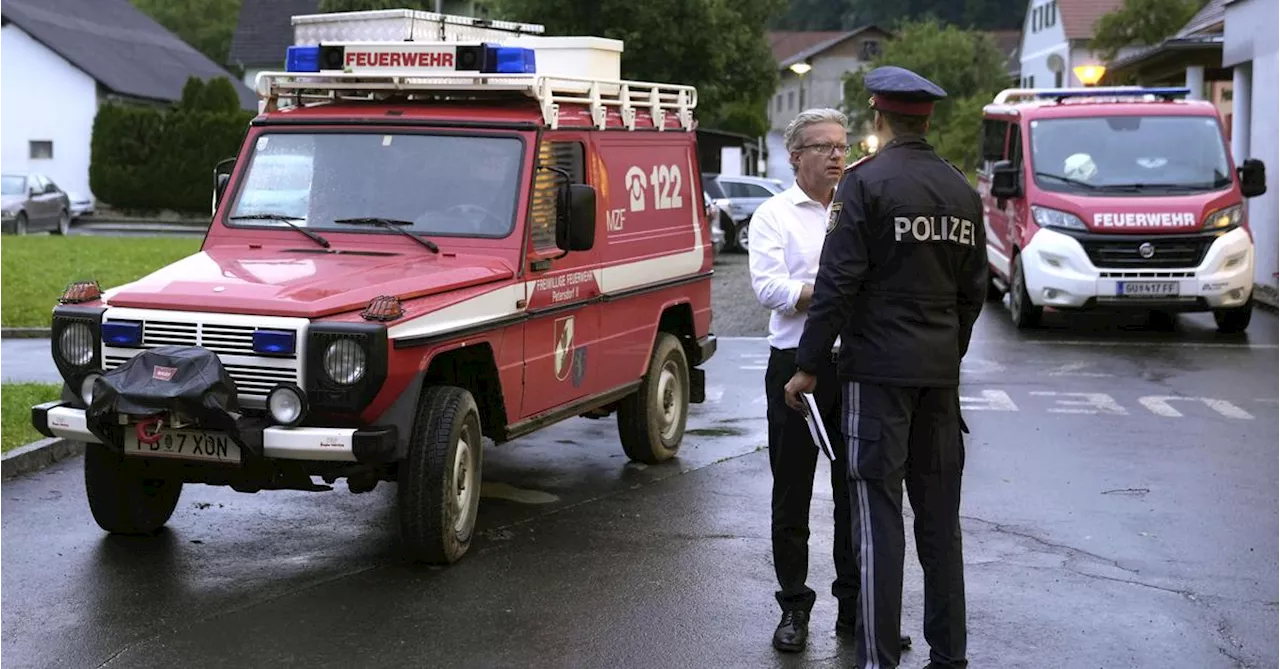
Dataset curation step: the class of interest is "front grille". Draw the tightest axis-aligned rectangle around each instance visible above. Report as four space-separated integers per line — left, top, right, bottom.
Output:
1081 236 1213 269
140 321 274 357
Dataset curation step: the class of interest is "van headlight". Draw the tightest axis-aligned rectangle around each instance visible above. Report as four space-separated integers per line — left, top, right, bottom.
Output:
1203 204 1243 230
306 324 387 412
1031 205 1087 231
323 339 367 385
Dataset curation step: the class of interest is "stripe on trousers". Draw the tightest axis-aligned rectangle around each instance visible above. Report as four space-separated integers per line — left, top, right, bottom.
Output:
848 381 879 669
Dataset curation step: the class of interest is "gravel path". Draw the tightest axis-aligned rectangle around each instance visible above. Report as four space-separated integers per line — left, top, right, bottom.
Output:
710 252 771 337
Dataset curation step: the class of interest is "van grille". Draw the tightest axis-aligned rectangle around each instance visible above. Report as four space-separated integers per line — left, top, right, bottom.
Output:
139 321 286 358
1081 235 1214 269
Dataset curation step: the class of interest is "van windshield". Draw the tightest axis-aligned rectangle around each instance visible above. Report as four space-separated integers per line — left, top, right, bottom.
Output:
1029 115 1232 195
226 131 524 238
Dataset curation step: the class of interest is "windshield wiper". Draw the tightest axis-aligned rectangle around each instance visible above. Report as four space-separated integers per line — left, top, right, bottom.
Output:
1095 182 1206 193
229 213 330 248
332 217 439 253
1034 171 1098 190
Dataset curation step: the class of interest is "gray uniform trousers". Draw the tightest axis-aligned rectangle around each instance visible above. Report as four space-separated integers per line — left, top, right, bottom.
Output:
842 380 967 669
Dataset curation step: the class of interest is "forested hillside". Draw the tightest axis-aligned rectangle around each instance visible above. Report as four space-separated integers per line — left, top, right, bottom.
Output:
771 0 1027 31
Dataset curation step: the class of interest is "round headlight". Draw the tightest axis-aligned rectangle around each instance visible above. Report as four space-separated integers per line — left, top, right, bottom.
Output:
267 385 306 426
323 339 366 385
58 322 94 366
80 373 102 406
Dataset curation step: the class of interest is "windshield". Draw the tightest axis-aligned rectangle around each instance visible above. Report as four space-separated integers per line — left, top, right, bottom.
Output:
1029 115 1231 195
226 132 524 237
1 176 25 196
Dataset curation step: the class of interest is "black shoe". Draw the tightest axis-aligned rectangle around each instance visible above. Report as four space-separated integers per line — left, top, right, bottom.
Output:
772 609 809 653
835 604 912 650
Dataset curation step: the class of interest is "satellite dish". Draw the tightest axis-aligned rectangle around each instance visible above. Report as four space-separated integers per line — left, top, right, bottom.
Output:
1047 54 1064 72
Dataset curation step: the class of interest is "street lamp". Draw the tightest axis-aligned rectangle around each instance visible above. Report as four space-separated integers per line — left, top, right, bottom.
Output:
1073 64 1106 87
789 61 812 76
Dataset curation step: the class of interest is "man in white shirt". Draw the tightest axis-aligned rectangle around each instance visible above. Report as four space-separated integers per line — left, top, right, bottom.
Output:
750 108 910 654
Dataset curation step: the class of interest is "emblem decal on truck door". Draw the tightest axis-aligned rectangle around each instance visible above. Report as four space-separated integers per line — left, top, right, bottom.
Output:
554 316 575 381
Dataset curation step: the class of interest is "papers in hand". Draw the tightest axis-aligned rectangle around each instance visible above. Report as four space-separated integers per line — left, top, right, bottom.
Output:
801 392 836 462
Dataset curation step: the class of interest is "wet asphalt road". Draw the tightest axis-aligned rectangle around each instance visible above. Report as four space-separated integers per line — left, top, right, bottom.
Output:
3 254 1279 669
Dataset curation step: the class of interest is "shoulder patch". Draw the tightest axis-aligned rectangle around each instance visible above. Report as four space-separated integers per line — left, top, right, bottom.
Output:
845 152 877 172
826 202 843 234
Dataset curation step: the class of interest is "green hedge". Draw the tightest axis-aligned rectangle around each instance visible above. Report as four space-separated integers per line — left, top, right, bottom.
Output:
90 76 253 214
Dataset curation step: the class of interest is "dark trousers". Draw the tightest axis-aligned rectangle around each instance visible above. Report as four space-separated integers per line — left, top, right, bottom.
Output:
842 381 968 669
765 346 857 612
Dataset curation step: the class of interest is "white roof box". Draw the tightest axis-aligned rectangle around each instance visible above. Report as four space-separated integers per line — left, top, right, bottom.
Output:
292 9 545 45
503 36 623 82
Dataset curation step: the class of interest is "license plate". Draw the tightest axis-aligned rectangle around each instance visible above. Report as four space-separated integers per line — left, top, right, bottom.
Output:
124 429 240 464
1117 281 1179 297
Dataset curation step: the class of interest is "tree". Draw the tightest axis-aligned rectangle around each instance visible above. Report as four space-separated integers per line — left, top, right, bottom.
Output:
489 0 786 138
130 0 242 65
1090 0 1205 62
841 18 1009 173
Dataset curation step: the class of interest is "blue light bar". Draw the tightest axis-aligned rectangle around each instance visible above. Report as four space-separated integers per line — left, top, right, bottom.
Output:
1036 86 1190 100
102 321 143 347
253 329 296 356
487 46 536 74
286 45 321 73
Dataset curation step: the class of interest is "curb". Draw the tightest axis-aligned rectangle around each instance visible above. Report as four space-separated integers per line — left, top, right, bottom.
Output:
1252 283 1278 312
1 438 82 480
2 328 51 338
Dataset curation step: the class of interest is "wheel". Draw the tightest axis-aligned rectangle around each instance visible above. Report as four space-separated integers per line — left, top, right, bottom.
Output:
617 332 690 464
735 219 750 253
84 442 183 535
14 212 27 235
1213 299 1252 333
398 385 483 564
55 210 70 235
1009 253 1042 329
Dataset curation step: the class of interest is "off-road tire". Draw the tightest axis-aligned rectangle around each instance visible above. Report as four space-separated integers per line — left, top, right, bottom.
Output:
84 441 183 535
617 332 690 464
1009 253 1042 329
398 385 483 564
1214 300 1252 334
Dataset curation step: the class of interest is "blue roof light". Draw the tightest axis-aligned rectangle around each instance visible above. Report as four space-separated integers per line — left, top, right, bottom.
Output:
286 45 321 73
1035 86 1191 100
486 45 536 74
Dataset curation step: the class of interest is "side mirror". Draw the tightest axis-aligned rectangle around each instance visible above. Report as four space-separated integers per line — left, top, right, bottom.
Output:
556 183 596 252
991 160 1021 200
1239 159 1266 198
212 156 236 212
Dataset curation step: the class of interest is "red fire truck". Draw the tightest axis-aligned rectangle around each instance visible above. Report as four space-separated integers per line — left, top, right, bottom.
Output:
978 86 1267 331
32 9 717 564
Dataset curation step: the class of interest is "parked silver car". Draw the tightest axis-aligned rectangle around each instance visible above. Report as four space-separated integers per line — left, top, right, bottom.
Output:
701 173 786 252
2 173 72 235
705 191 725 257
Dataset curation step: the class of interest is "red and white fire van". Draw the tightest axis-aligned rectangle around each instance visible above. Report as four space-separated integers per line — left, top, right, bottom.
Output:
31 9 717 564
977 86 1267 331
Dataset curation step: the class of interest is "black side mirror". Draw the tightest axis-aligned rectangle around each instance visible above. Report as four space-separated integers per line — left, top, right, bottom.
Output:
1239 159 1266 198
991 160 1021 200
212 156 236 211
556 183 596 252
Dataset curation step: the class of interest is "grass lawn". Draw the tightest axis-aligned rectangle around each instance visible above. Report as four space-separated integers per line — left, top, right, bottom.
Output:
2 383 62 453
1 236 201 328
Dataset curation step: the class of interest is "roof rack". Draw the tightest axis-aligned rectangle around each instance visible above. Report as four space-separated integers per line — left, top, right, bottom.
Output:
254 71 698 131
992 86 1191 105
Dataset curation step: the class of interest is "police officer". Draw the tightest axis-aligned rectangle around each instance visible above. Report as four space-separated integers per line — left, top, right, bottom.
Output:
784 66 987 669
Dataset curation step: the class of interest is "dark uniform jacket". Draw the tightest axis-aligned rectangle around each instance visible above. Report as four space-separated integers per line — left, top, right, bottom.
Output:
796 136 988 387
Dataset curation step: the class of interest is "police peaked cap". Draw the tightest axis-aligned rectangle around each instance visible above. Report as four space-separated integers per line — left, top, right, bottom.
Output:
866 66 947 116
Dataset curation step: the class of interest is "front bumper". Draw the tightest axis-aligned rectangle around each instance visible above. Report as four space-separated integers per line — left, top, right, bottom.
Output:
1021 226 1254 311
31 401 400 464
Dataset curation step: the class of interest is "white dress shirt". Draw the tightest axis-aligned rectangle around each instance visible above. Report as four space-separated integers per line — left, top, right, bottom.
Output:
748 184 839 350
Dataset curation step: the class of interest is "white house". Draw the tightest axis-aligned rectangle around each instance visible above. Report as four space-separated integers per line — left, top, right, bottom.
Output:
0 0 256 206
1017 0 1145 88
1222 0 1278 300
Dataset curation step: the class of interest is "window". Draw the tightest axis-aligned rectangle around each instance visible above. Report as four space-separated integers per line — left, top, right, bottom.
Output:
979 119 1009 173
1007 125 1023 167
528 139 585 251
799 85 805 108
29 141 52 160
788 90 795 110
860 40 881 60
776 94 783 112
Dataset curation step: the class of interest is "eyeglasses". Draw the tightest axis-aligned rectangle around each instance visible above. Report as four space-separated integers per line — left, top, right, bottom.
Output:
797 142 850 157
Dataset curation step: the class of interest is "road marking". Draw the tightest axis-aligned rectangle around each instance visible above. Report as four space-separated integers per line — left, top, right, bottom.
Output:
960 390 1019 411
1044 361 1114 377
961 358 1007 374
1030 391 1128 415
1138 396 1254 419
705 385 725 403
